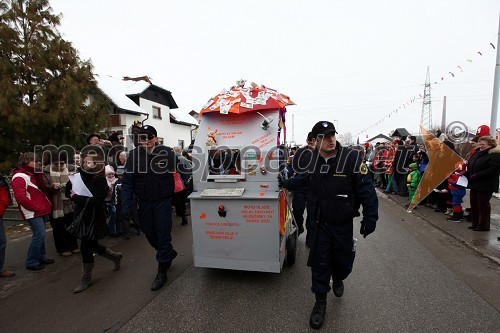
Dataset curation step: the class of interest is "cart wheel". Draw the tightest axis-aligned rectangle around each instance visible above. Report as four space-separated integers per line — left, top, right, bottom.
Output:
286 232 297 266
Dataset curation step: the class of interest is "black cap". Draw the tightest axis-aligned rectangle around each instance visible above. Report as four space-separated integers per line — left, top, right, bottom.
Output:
140 125 157 137
311 121 337 137
307 131 314 140
86 133 101 144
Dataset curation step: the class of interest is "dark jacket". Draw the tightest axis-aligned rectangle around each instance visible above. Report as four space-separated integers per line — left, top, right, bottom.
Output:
121 145 176 213
65 169 108 239
284 146 314 192
304 143 378 228
464 146 500 192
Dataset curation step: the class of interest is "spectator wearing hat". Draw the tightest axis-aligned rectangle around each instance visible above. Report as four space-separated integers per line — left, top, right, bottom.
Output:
463 125 491 219
121 125 179 291
463 136 500 231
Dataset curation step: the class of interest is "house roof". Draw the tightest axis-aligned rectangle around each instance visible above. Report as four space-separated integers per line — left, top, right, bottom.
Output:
170 109 199 126
392 128 411 138
122 76 178 109
96 74 179 113
95 75 148 115
366 133 392 142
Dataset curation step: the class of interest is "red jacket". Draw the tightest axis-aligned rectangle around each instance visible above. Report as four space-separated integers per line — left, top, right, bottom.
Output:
11 166 52 220
0 185 10 217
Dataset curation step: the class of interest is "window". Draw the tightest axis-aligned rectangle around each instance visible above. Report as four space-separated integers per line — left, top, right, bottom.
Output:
152 106 161 119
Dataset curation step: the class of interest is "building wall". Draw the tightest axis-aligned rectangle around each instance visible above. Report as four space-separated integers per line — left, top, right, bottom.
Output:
138 98 192 148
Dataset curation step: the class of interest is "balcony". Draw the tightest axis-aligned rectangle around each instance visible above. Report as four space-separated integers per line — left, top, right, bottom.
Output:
109 114 126 127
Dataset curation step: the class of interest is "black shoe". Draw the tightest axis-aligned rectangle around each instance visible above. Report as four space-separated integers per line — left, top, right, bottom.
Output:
473 227 490 231
181 217 188 225
42 258 55 265
26 265 45 271
332 279 344 297
309 295 327 329
150 270 168 291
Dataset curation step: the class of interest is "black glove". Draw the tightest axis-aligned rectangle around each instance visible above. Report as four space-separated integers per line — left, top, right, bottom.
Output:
277 174 284 188
360 221 376 238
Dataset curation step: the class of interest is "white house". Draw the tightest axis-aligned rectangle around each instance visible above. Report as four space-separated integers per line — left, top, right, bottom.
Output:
95 74 198 150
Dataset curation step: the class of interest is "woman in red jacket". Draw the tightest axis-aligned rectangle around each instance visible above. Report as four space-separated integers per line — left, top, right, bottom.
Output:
11 152 54 271
0 175 15 277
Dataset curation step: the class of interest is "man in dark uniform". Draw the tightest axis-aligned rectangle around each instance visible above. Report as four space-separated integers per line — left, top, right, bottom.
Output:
290 121 378 329
282 132 316 244
121 125 178 291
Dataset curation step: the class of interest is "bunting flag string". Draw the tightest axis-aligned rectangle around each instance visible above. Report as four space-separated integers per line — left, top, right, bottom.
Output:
355 41 496 137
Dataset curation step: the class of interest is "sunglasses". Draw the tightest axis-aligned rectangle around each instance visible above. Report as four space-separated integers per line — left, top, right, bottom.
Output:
139 133 156 141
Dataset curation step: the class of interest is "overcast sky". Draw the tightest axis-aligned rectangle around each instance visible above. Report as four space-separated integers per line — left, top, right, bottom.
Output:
50 0 499 144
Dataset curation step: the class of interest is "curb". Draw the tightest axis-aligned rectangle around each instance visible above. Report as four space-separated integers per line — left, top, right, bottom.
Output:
379 189 500 267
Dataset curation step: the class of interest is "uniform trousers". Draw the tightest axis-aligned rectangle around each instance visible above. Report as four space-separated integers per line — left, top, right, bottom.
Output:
311 222 355 294
138 198 175 265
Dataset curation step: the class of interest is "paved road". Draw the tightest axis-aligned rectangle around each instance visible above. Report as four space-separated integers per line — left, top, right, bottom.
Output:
1 196 499 333
0 215 193 333
119 195 500 332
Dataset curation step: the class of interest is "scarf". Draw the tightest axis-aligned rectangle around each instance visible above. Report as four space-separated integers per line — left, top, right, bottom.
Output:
50 165 72 218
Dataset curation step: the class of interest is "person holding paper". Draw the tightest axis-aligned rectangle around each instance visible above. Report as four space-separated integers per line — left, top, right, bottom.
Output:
66 154 123 293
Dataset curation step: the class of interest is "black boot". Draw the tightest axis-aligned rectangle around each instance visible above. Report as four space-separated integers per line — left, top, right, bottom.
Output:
181 216 188 225
151 264 168 291
332 279 344 297
309 293 327 329
447 211 463 222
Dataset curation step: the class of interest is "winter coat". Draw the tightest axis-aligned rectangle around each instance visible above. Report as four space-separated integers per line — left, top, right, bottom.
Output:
11 166 52 220
0 178 11 217
464 146 500 192
65 169 108 240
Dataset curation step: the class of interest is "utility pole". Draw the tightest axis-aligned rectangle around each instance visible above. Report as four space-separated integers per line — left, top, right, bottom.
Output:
420 67 433 132
490 12 500 137
441 96 447 132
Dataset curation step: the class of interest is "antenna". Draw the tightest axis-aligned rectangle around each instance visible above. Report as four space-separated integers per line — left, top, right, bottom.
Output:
420 67 432 132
